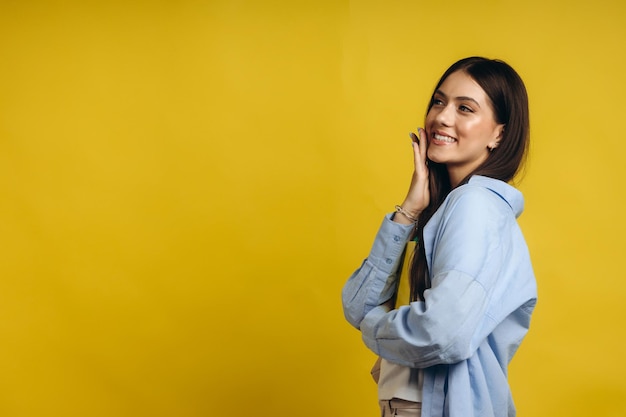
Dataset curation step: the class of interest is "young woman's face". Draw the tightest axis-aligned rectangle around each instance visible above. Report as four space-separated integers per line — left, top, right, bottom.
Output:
425 70 504 183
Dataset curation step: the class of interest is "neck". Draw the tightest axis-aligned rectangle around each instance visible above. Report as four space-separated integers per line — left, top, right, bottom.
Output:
446 156 489 188
447 167 467 189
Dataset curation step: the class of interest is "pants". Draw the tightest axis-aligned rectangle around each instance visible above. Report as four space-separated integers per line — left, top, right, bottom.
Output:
379 398 422 417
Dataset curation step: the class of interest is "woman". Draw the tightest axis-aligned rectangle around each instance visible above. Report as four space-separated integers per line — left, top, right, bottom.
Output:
342 57 537 417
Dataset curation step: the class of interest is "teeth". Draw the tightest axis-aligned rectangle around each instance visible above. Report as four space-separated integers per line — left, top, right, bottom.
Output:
434 133 456 143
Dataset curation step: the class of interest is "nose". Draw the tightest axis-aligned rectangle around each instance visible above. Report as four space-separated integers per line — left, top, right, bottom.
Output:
434 104 454 127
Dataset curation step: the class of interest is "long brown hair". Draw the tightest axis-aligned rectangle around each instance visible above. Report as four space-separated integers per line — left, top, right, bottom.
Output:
409 57 530 301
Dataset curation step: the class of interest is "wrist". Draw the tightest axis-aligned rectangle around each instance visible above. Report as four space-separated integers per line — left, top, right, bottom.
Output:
398 203 421 220
394 205 419 223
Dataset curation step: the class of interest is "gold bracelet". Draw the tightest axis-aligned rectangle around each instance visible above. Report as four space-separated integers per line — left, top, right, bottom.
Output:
394 205 418 223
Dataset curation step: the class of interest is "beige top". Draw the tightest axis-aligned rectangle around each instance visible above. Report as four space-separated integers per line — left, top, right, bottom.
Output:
377 240 423 402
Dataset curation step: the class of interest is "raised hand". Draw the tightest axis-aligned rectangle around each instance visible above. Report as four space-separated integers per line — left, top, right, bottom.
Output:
395 128 430 224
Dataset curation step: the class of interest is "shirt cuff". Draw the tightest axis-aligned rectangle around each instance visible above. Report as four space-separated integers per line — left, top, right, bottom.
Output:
368 213 414 275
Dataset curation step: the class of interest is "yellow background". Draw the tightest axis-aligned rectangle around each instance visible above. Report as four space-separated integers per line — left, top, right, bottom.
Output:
0 1 624 416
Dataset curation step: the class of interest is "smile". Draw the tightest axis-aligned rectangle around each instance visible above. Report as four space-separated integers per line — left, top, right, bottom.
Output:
433 133 456 143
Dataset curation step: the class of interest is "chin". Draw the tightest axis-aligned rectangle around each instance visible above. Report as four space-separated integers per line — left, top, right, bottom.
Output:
426 152 445 165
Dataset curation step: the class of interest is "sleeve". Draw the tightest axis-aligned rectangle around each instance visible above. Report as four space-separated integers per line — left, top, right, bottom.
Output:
359 188 509 368
341 214 414 329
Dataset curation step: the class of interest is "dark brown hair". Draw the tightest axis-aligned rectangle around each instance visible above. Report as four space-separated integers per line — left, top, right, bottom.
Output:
410 56 530 301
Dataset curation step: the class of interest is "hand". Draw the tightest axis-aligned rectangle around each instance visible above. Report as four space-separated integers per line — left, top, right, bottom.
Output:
400 128 430 220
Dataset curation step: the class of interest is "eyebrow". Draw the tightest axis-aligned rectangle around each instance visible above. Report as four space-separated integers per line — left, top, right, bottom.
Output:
434 89 481 108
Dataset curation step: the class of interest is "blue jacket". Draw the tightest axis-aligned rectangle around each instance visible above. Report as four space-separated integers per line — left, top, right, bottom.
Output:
342 176 537 417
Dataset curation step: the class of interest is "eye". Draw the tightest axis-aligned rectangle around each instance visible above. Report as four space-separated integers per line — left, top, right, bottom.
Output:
459 105 474 113
432 97 444 106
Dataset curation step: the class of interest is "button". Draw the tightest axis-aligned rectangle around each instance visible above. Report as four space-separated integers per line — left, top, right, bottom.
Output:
385 258 392 264
393 235 400 242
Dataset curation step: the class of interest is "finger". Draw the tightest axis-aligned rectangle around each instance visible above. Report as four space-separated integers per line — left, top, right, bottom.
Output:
410 129 427 169
417 128 428 162
409 132 422 167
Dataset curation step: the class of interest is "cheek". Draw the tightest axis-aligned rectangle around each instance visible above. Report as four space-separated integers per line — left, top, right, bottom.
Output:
464 119 496 137
458 118 491 137
424 111 435 129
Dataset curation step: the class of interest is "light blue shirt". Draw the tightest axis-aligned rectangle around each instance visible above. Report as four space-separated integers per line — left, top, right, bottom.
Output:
342 176 537 417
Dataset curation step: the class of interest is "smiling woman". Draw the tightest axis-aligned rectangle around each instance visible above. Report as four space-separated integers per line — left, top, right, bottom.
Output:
342 57 535 417
426 71 504 186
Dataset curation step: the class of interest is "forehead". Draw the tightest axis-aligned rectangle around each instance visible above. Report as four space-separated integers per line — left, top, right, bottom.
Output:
437 71 489 103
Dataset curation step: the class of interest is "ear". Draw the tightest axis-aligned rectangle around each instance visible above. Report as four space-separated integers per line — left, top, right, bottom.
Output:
488 124 505 150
